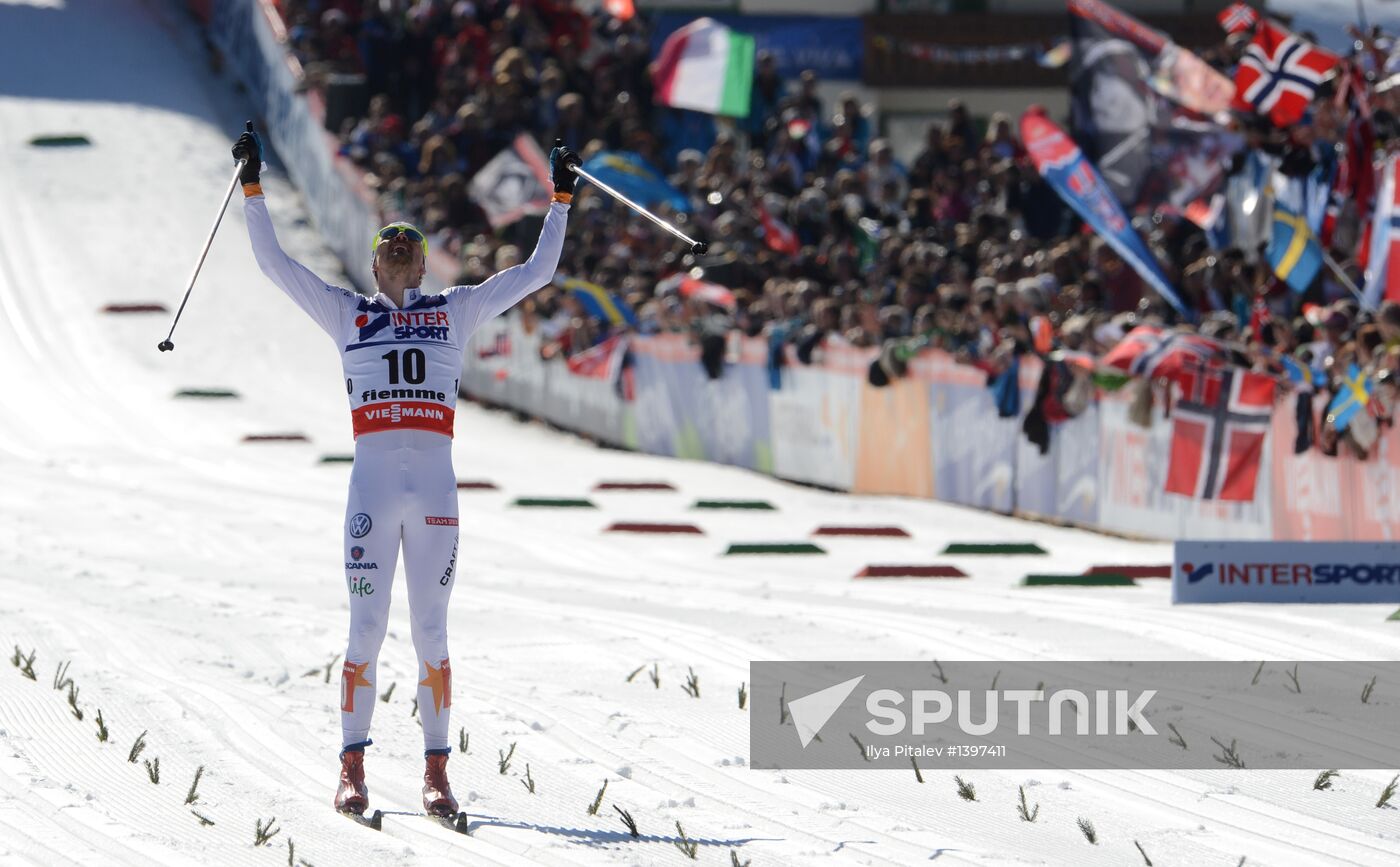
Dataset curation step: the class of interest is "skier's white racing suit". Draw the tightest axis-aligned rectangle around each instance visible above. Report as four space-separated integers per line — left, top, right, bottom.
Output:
242 184 568 754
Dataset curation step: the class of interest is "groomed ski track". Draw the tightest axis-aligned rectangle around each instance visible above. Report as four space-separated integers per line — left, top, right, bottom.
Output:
1 1 1399 864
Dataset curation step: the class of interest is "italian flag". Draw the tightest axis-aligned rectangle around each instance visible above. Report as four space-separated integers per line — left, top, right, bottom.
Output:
652 18 755 118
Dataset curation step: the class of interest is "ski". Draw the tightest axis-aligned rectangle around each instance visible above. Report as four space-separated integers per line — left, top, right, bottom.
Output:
366 809 471 835
340 808 383 831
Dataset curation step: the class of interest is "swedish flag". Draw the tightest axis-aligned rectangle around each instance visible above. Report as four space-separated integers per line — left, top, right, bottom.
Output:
1325 363 1372 432
1266 204 1323 293
558 276 637 328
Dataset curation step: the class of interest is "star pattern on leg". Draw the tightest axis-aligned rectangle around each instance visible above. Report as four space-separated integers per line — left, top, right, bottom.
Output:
419 658 452 715
341 660 372 713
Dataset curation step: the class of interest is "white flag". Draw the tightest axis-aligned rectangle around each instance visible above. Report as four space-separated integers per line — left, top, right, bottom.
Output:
468 134 552 228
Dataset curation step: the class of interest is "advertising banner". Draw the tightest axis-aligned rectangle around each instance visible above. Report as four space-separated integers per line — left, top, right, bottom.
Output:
631 335 771 470
1174 541 1400 603
768 348 861 490
920 352 1016 512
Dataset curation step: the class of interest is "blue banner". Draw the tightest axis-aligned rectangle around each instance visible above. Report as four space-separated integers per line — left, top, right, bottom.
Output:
1020 109 1190 318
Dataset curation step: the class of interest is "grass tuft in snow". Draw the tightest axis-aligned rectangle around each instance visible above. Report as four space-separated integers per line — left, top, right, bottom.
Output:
185 765 204 804
625 664 645 683
1167 723 1188 750
254 816 280 846
649 663 660 689
191 810 215 827
380 682 396 703
522 763 536 794
95 709 109 742
588 780 608 815
911 757 923 783
850 734 871 763
1314 770 1339 791
955 776 976 801
67 682 83 721
1135 839 1152 865
287 838 295 867
1077 817 1097 844
738 682 747 709
731 851 751 867
53 660 72 692
323 655 340 685
990 670 1000 691
410 698 418 718
613 804 639 838
779 683 789 725
1211 737 1245 769
128 730 148 763
459 728 470 754
1284 664 1302 694
499 742 516 774
1017 785 1039 822
14 646 36 680
1377 774 1398 808
932 660 947 684
145 757 160 784
673 821 698 859
1251 661 1264 686
681 667 700 699
1362 676 1377 704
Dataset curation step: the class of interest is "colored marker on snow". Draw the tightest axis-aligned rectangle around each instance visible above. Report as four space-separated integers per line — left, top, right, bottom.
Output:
855 565 967 579
725 542 825 555
943 542 1046 555
1023 574 1136 587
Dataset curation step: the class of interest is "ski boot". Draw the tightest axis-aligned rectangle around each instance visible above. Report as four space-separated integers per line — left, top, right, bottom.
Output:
422 751 458 818
335 743 370 815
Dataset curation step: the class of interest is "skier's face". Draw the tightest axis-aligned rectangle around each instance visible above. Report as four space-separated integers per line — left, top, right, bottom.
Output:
372 224 427 285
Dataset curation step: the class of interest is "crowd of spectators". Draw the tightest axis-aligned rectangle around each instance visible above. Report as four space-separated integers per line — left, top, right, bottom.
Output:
272 0 1400 458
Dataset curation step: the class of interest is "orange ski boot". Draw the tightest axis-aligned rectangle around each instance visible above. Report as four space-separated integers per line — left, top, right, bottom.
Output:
422 751 458 818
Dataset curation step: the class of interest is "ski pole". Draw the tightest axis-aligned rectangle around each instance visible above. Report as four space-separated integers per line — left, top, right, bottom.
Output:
567 162 708 255
158 124 250 352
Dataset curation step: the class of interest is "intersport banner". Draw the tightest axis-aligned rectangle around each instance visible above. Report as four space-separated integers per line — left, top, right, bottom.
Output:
1020 108 1190 318
1174 541 1400 603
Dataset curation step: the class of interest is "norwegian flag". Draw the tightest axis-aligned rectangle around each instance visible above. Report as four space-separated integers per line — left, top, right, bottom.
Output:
1232 22 1339 128
1362 153 1400 309
1165 362 1276 502
1100 326 1232 384
1217 3 1259 35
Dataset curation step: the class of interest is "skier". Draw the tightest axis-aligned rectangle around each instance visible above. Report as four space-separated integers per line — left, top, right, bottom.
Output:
231 128 576 817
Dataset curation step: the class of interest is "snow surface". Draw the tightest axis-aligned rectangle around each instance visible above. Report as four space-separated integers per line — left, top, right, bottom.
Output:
1 1 1399 864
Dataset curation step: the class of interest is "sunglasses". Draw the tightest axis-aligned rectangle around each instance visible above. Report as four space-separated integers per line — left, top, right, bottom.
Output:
372 224 428 256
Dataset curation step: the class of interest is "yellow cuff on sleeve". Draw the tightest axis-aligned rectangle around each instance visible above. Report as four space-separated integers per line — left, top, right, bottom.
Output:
242 182 263 197
551 191 572 205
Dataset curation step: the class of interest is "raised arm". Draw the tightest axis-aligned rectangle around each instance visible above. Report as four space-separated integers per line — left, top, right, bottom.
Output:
233 127 354 343
447 200 570 336
243 192 355 342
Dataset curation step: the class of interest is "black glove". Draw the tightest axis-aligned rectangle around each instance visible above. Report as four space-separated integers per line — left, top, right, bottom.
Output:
549 140 579 195
231 121 261 185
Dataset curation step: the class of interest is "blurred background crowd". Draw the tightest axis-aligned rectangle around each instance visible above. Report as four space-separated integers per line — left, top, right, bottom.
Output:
270 0 1400 458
